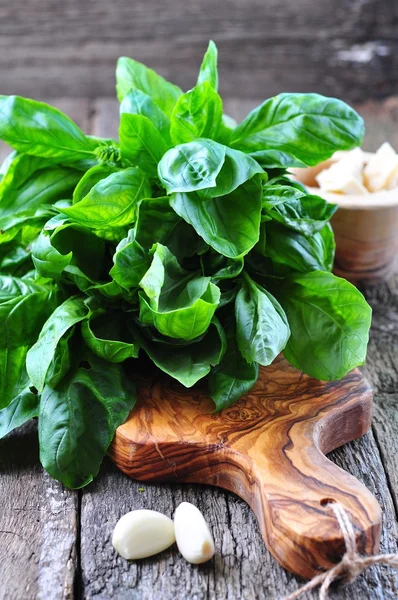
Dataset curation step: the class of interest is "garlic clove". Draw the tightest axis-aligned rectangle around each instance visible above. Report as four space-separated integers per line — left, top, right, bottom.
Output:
174 502 215 564
112 509 175 560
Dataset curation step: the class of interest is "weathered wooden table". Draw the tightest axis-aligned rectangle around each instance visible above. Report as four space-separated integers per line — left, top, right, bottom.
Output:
0 98 397 600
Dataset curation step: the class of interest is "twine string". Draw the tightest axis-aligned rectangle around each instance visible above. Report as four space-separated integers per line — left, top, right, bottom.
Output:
283 502 398 600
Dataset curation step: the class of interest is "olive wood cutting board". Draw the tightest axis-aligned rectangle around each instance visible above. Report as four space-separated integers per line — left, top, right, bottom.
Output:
109 355 381 579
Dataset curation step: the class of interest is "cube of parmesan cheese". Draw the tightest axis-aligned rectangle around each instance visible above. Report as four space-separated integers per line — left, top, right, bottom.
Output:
315 148 368 195
363 142 398 192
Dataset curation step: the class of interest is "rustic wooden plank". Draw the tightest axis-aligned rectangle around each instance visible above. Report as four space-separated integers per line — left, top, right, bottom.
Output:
373 394 398 513
0 0 397 102
362 274 398 517
0 422 78 600
0 98 92 600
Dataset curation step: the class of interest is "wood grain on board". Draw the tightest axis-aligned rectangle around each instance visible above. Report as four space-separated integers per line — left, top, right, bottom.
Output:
0 0 397 101
0 98 397 599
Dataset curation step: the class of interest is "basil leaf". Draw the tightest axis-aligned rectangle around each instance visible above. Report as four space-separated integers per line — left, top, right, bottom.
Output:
0 277 58 409
0 389 39 438
235 273 290 365
0 166 81 241
231 93 365 166
197 40 218 91
45 330 73 388
0 96 97 160
87 280 127 303
73 164 120 204
139 244 220 340
32 220 105 282
263 185 337 236
82 313 139 362
0 290 57 350
63 264 97 294
116 57 182 114
135 196 180 248
0 274 51 302
170 82 223 145
26 296 90 391
32 230 73 279
120 89 171 144
170 177 262 259
60 167 151 231
0 151 15 181
198 146 264 198
262 183 305 208
158 139 226 194
0 243 32 276
110 237 149 291
279 271 372 380
89 225 129 243
38 354 136 488
135 196 206 259
216 114 237 145
202 254 244 281
247 150 307 169
265 222 335 273
208 318 259 411
0 346 31 410
0 152 55 199
134 318 226 387
119 113 170 176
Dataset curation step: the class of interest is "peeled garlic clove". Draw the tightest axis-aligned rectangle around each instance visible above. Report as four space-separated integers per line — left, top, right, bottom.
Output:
174 502 215 564
112 509 175 559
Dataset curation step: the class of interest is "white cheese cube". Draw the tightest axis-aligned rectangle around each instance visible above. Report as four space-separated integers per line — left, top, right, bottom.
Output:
364 142 398 192
386 165 398 190
316 148 368 195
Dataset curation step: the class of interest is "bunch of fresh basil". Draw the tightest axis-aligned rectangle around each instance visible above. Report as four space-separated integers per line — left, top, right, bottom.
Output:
0 42 371 488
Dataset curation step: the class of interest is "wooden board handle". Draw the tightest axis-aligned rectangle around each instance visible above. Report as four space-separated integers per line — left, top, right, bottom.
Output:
239 401 381 578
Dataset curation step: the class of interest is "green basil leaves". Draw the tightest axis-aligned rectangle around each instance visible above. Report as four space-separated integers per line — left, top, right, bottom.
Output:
231 93 365 166
0 96 98 161
0 41 371 490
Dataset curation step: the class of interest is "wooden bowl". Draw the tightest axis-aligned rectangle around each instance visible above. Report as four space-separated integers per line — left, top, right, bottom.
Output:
291 155 398 284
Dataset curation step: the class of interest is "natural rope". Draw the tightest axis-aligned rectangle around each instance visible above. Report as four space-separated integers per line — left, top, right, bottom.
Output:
283 503 398 600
